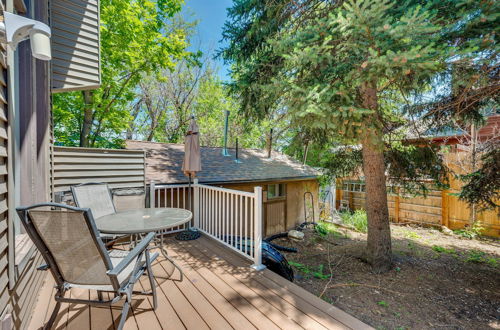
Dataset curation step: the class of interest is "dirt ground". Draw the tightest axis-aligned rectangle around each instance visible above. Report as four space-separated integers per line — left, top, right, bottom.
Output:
273 224 500 330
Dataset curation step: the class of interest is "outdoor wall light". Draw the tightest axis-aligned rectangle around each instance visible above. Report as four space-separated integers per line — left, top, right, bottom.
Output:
0 12 52 61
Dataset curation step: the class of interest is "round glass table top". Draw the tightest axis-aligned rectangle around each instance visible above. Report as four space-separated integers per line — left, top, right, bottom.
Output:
95 208 192 234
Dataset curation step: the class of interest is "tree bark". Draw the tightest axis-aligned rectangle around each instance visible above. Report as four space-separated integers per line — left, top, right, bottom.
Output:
360 84 392 273
265 128 273 158
80 91 93 147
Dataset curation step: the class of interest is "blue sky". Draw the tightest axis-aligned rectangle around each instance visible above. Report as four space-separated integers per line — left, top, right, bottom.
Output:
182 0 233 81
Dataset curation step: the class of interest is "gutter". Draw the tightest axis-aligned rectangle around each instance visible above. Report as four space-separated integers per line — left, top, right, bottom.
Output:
150 175 320 186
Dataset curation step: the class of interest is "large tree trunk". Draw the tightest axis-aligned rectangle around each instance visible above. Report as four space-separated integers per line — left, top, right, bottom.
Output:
80 91 93 147
265 128 273 158
361 83 392 273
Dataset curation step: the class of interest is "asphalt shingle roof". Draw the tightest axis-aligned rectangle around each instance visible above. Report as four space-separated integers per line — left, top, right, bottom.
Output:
126 140 320 184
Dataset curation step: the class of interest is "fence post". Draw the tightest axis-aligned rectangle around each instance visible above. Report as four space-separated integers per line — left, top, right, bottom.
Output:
394 187 400 223
149 180 155 208
441 189 449 228
252 186 265 270
193 179 200 228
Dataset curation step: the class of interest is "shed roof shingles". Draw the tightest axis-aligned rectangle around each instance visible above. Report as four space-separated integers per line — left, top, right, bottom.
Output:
126 140 320 184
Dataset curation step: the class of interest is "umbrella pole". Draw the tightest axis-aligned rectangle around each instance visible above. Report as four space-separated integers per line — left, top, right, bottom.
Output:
188 175 191 214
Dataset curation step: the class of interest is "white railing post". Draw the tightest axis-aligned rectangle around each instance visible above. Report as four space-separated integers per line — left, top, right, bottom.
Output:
149 180 156 208
252 186 265 270
193 179 199 229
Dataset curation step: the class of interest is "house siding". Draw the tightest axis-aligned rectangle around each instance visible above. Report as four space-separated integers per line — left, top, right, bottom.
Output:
50 0 101 92
0 1 50 328
0 0 10 325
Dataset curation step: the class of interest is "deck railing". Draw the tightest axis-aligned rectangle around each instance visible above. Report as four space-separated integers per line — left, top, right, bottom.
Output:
150 181 264 269
149 183 192 234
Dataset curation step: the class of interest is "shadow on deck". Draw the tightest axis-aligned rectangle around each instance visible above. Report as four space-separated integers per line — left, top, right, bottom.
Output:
29 235 371 329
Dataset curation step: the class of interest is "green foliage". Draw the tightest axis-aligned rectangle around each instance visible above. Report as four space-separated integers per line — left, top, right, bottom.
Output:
53 0 190 148
465 250 498 267
315 222 342 238
404 231 421 240
340 210 368 233
377 300 389 307
288 261 333 280
453 221 484 239
459 147 500 211
432 245 455 254
385 144 450 195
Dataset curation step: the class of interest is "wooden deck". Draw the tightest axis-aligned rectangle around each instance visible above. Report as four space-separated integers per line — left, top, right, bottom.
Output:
29 235 371 330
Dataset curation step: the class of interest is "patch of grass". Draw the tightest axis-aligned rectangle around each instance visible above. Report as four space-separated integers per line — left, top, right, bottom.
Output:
432 245 456 254
340 210 367 233
404 231 421 239
377 300 389 307
315 221 342 237
465 250 498 267
288 261 333 279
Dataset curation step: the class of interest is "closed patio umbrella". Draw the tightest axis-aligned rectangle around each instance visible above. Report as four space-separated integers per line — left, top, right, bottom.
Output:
182 116 201 210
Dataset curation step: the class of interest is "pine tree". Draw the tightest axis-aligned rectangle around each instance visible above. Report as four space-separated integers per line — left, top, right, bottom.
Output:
222 0 453 272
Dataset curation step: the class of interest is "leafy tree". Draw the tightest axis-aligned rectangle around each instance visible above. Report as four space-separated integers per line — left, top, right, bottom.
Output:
222 0 457 272
131 57 266 149
53 0 189 148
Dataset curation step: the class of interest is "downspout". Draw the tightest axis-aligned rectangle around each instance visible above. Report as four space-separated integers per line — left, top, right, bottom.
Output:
222 110 230 156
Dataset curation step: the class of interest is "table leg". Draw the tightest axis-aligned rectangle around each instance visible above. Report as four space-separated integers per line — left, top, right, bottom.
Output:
151 232 184 282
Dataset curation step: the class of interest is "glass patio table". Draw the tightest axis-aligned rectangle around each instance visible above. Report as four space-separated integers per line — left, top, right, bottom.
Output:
95 208 192 280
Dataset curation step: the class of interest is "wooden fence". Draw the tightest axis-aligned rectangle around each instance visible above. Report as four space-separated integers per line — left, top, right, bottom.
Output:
336 180 499 237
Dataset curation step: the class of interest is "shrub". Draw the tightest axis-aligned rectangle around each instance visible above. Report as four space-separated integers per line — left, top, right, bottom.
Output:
454 221 484 239
340 210 368 233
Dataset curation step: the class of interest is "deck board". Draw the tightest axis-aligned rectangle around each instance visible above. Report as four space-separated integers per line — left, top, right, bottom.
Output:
28 235 372 330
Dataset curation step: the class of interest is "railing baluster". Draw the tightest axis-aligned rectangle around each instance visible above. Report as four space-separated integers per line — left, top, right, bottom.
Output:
238 195 245 248
225 192 228 243
244 196 248 255
228 192 232 243
250 197 254 259
163 188 166 208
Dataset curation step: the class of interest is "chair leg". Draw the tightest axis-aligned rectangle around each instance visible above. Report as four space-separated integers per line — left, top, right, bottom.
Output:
117 299 130 330
44 301 61 330
146 254 157 309
97 290 103 301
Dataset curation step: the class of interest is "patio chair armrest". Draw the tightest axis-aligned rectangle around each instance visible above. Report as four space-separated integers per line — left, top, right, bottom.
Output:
107 232 155 277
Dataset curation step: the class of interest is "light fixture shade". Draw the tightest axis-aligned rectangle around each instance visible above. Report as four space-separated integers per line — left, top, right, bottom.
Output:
30 31 51 61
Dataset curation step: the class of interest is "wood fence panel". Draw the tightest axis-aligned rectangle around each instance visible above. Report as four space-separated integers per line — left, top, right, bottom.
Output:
338 180 499 237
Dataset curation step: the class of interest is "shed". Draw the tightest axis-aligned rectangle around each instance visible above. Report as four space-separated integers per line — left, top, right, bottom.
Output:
126 140 321 236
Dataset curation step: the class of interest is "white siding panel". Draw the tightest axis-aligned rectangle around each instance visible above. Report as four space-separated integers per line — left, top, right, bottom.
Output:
50 0 101 92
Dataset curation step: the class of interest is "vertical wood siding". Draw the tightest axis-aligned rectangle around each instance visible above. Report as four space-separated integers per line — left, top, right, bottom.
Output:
50 0 101 92
51 146 146 194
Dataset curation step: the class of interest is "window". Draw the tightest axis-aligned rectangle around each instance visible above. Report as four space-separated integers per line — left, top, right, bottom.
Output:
267 183 286 199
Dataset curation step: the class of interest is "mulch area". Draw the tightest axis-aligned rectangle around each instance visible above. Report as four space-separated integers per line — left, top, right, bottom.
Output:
273 224 500 330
